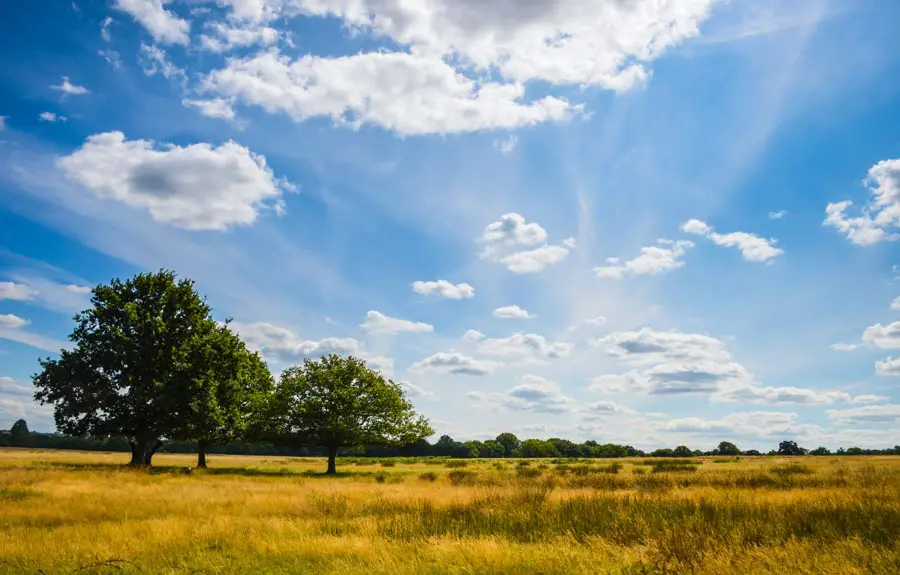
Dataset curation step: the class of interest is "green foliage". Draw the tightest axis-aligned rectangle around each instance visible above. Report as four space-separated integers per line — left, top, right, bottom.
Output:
717 441 741 456
494 433 521 457
269 354 434 474
673 445 692 457
31 270 220 466
778 440 807 456
418 472 438 482
444 460 468 468
9 419 31 447
520 439 561 458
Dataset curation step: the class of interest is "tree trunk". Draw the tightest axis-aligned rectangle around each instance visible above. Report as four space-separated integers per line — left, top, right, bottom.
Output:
326 445 338 475
197 441 207 469
129 439 148 467
144 440 163 466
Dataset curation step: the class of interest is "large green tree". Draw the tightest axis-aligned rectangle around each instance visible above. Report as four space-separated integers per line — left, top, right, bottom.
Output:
171 321 274 468
10 419 31 447
33 270 219 466
269 354 434 474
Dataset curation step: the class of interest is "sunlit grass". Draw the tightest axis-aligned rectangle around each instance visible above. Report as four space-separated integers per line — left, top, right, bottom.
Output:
1 449 899 574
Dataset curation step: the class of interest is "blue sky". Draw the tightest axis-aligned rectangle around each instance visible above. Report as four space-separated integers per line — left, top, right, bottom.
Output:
1 0 900 451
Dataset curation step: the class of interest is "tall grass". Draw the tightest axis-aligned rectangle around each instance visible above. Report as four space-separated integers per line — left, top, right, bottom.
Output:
1 449 898 574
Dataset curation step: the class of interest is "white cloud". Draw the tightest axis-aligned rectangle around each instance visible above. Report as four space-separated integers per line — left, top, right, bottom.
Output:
826 404 900 424
585 315 607 326
658 411 801 437
481 213 547 250
0 315 66 352
499 244 570 273
51 76 89 95
0 314 29 329
114 0 190 45
39 112 66 122
469 375 576 414
493 305 534 319
293 0 716 89
875 356 900 377
892 296 900 311
0 282 37 301
861 321 900 349
182 98 236 120
139 43 186 83
462 329 485 342
399 380 432 399
101 16 114 42
58 131 292 231
682 219 783 262
830 343 861 351
410 352 500 376
202 51 578 136
824 159 900 245
853 394 889 404
229 321 362 363
595 239 693 279
200 21 280 52
411 280 475 300
360 310 433 334
0 377 33 399
98 49 123 69
0 116 6 131
595 328 731 364
65 284 92 294
717 385 852 406
494 134 517 155
768 210 787 219
365 355 395 378
478 332 572 360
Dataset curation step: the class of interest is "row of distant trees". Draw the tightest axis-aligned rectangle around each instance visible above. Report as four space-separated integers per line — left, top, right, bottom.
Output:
5 421 899 460
13 271 900 473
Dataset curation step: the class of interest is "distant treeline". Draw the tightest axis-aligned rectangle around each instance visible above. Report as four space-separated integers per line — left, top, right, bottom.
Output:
3 424 899 458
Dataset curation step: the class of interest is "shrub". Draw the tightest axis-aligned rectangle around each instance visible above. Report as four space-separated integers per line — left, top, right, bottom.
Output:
651 462 698 474
448 470 477 486
380 460 396 467
418 472 438 482
632 466 646 475
537 464 549 470
374 471 388 483
516 466 542 479
770 463 814 477
601 463 623 474
517 461 532 467
445 460 468 468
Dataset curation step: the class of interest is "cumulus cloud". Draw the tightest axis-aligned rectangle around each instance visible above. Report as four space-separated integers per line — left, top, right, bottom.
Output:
0 314 29 329
202 51 578 136
478 332 571 360
826 404 900 424
57 131 292 231
469 375 576 414
480 213 572 273
595 239 693 279
182 98 236 120
462 329 486 342
229 321 362 363
399 380 433 399
592 327 859 404
768 210 787 219
411 280 475 300
875 356 900 376
114 0 190 45
892 296 900 311
292 0 715 89
410 352 500 376
658 411 801 437
824 159 900 245
39 112 66 122
852 394 888 404
681 219 783 262
861 321 900 349
360 310 433 334
499 244 571 273
199 21 280 52
0 376 33 399
493 305 534 319
365 355 395 378
51 76 89 95
0 282 37 301
98 49 123 69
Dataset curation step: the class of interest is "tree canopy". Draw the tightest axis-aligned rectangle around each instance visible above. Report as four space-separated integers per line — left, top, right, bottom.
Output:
33 270 221 466
268 354 434 474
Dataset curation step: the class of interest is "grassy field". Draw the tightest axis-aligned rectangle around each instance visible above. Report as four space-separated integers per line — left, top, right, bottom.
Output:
1 449 899 574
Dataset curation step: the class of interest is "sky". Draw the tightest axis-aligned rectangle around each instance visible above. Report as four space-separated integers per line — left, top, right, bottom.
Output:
1 0 899 451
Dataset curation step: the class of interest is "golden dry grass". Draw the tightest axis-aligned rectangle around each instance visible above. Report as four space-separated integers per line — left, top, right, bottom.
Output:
1 449 899 574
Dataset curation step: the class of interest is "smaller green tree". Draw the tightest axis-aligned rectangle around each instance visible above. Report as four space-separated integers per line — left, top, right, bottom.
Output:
673 445 692 457
778 440 807 455
716 441 741 456
269 355 433 475
495 432 521 458
10 419 31 447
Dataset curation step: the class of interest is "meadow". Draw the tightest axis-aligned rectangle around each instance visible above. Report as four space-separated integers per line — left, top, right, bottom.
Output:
1 449 899 574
